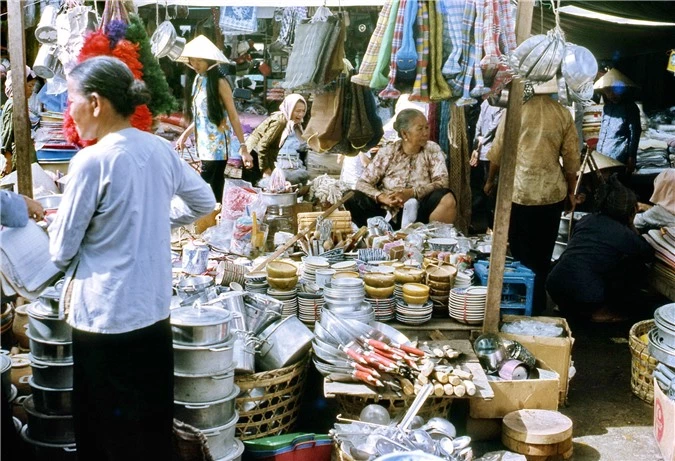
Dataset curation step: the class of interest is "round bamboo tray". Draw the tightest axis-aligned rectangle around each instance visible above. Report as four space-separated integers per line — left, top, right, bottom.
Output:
629 319 658 404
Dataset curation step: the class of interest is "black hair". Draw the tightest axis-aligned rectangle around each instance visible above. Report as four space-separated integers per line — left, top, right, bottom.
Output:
204 60 227 127
595 174 637 225
69 56 151 117
393 108 425 137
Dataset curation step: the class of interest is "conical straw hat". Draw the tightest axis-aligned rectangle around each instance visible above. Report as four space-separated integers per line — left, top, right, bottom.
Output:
593 68 637 90
177 35 229 64
583 150 625 174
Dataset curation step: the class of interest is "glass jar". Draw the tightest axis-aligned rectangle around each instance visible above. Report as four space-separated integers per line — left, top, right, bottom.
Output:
263 205 295 250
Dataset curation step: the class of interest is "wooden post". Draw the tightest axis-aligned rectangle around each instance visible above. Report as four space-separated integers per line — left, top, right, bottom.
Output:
482 0 535 334
7 0 33 197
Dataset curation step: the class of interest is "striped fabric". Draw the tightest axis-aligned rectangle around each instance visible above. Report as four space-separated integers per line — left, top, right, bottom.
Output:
370 0 401 89
379 0 409 99
468 0 489 98
410 0 430 102
498 0 517 54
448 0 476 104
351 0 394 87
429 0 452 100
441 0 465 78
481 0 501 91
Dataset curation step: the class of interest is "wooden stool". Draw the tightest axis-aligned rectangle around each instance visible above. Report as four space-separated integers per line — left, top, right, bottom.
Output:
502 409 574 461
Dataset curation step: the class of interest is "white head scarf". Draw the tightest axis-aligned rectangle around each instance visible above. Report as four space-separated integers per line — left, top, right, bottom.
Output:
5 66 36 98
276 94 307 147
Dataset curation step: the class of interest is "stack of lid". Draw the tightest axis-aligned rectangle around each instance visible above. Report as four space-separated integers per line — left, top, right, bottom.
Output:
244 271 268 294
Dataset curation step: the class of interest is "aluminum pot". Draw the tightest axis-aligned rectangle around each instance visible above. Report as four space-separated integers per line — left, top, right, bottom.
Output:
166 36 186 61
20 426 77 461
232 330 256 374
29 355 73 389
174 365 235 403
171 305 232 346
213 439 245 461
203 414 240 460
255 316 313 371
175 275 216 300
38 286 61 316
34 4 59 44
0 354 11 397
174 386 239 429
29 377 72 415
23 395 75 444
33 44 59 79
27 303 72 342
220 292 247 331
173 336 235 375
26 332 72 363
261 192 297 207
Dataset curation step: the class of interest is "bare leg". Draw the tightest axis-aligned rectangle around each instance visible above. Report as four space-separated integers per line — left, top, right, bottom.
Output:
428 193 457 223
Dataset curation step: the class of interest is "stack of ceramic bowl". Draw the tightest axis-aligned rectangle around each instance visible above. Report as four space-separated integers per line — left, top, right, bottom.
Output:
395 283 433 325
448 286 488 325
393 267 426 300
331 260 358 277
363 272 396 322
301 256 330 284
266 287 298 318
323 279 374 324
265 261 299 318
22 286 77 459
297 292 325 325
454 270 474 289
426 265 458 318
244 271 268 294
344 251 359 261
171 305 243 461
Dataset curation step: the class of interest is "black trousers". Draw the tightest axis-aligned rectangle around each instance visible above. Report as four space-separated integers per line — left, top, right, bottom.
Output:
72 318 174 461
508 200 564 315
201 159 227 203
470 160 495 233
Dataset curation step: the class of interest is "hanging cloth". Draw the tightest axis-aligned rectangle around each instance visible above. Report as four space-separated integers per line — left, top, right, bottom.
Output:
347 83 375 150
303 78 346 152
282 16 336 89
428 0 452 101
447 105 471 234
441 0 465 78
315 16 344 85
219 7 258 35
489 0 518 94
394 0 418 85
379 0 409 99
480 0 501 89
409 0 430 102
352 1 396 87
369 0 401 89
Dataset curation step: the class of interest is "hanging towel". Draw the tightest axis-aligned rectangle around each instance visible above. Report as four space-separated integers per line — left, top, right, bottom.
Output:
468 0 489 99
352 1 395 87
490 0 518 94
369 0 401 89
219 7 258 34
441 0 465 78
379 0 409 99
480 0 501 89
409 0 430 102
438 100 451 154
447 105 471 234
428 0 452 101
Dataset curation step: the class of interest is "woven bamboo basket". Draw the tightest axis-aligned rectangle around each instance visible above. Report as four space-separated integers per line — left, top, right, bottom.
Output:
234 354 310 440
629 319 658 404
333 394 453 421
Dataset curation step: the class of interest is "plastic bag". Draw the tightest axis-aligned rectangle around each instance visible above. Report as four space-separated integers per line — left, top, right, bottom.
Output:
230 216 254 256
201 220 235 252
266 167 291 193
221 179 261 221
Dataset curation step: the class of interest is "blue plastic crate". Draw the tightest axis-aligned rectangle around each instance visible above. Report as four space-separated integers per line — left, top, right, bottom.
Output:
36 148 78 162
473 260 535 316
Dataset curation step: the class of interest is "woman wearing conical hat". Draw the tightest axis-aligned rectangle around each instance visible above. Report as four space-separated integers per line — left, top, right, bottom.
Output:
176 35 254 202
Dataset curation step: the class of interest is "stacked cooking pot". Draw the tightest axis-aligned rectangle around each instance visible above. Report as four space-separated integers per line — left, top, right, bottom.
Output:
650 304 675 371
171 304 244 461
22 287 77 460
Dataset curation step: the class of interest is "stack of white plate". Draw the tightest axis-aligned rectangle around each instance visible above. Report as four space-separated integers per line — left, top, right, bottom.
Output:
301 256 330 284
266 287 298 318
393 283 404 299
244 272 268 294
395 299 433 325
297 292 324 325
331 260 357 274
453 270 474 289
366 297 395 321
448 286 487 325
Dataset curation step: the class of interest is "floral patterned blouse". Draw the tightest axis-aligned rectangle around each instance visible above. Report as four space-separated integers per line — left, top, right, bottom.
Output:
357 140 450 215
192 75 232 161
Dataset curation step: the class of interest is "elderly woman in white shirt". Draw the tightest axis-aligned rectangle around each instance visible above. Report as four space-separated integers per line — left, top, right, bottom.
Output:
49 56 215 460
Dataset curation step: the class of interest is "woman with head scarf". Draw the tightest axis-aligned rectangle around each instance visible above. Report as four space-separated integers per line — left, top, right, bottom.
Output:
547 174 653 322
49 56 215 459
175 35 253 202
245 93 308 186
1 66 38 176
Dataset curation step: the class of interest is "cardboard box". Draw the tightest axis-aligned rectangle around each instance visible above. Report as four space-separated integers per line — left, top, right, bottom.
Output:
469 360 560 419
654 378 675 461
500 315 574 405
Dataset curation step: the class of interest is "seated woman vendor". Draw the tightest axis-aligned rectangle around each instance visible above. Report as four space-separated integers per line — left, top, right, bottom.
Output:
245 94 308 187
345 108 457 229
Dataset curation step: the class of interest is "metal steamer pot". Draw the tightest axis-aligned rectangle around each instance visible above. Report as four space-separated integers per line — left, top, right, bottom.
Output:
173 336 235 375
261 192 297 208
28 355 73 389
174 385 239 430
174 365 236 403
20 426 77 461
202 414 241 460
213 439 245 461
38 286 61 316
27 303 72 342
171 305 232 346
255 316 313 371
29 377 72 415
26 332 72 363
23 395 75 444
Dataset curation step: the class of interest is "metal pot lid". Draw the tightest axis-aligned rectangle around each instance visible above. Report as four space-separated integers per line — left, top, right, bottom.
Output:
173 335 235 351
171 305 232 327
0 354 11 373
26 302 60 320
39 286 61 302
655 303 675 330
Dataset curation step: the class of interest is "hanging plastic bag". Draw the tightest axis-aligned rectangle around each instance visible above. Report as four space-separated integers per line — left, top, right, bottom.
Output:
266 167 290 193
221 179 258 221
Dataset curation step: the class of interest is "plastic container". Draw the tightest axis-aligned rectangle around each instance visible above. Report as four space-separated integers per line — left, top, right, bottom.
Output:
474 260 535 316
243 433 332 461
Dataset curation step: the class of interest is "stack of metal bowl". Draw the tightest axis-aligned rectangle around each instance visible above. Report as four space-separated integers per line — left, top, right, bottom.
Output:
322 278 374 324
649 303 675 369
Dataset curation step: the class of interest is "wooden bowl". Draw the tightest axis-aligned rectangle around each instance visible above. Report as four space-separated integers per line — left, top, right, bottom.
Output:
426 265 457 283
403 293 429 306
364 284 395 299
394 268 425 284
363 273 396 288
267 276 299 291
427 279 452 291
402 283 430 297
266 260 298 278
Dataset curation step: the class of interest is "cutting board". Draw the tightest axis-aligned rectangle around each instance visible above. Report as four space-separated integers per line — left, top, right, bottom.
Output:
502 409 574 460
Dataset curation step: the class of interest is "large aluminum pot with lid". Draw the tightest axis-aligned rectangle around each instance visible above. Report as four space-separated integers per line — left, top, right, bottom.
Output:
174 364 236 403
29 355 73 389
175 275 217 302
173 336 235 375
23 395 75 444
171 305 232 346
20 426 77 461
38 285 62 316
255 316 313 371
26 332 72 363
28 377 72 415
27 303 72 342
174 385 239 429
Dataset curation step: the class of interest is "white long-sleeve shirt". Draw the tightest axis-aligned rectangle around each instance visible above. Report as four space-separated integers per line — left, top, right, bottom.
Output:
49 128 215 333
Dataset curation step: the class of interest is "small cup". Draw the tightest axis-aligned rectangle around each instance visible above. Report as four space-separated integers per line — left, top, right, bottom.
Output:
315 269 336 288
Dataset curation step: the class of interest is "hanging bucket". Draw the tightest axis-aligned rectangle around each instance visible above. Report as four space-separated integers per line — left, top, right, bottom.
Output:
35 4 59 44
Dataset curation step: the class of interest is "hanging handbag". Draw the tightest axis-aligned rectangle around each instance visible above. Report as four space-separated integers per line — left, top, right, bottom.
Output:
395 0 418 84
